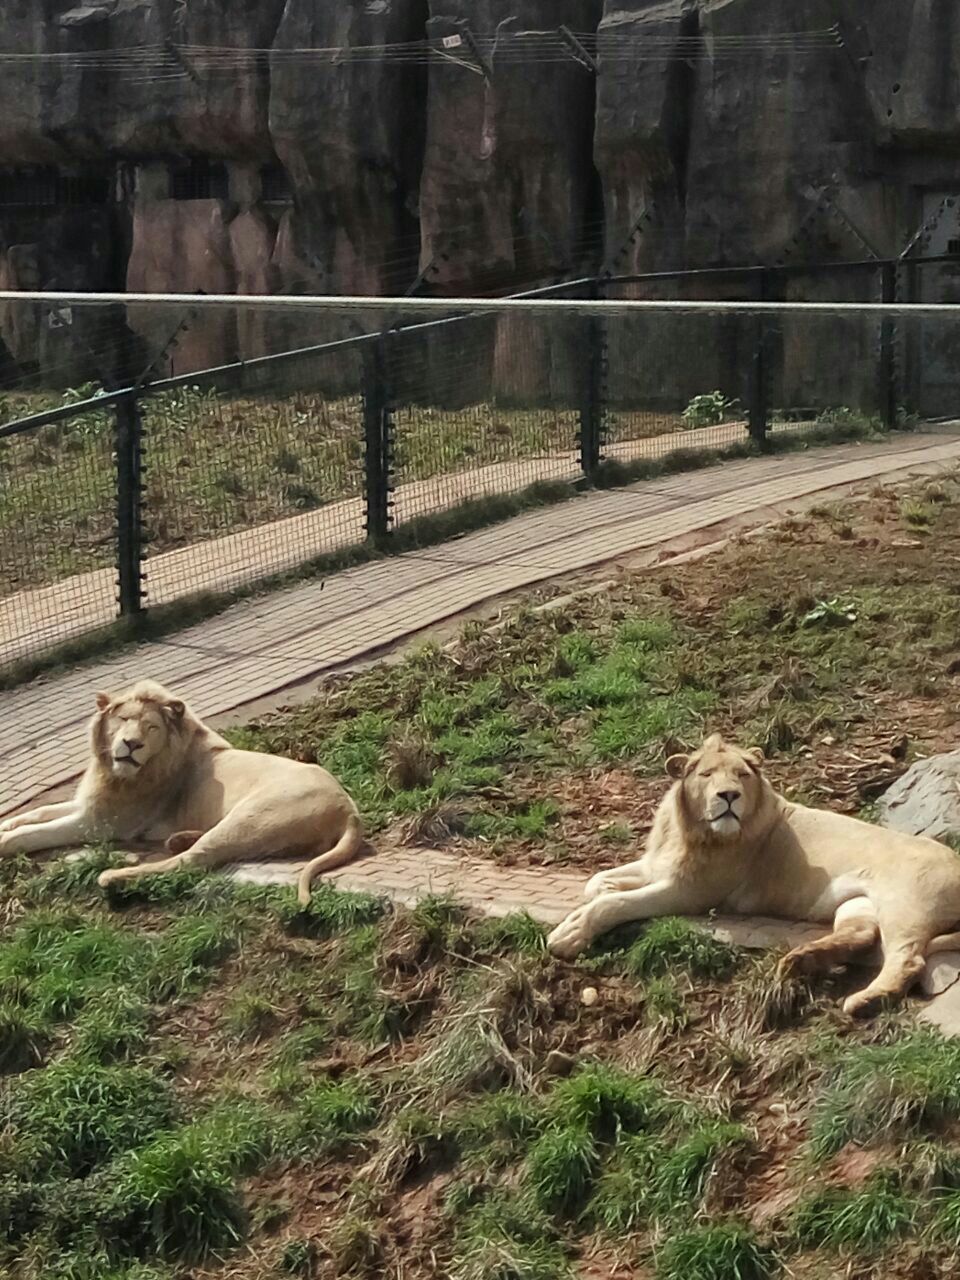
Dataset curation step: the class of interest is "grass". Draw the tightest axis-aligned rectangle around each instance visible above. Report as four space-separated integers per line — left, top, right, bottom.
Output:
5 471 960 1277
0 847 956 1279
654 1222 777 1280
620 918 742 981
792 1173 918 1252
809 1031 960 1157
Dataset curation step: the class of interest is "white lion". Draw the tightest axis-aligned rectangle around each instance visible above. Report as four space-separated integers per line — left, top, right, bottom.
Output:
547 733 960 1016
0 680 362 905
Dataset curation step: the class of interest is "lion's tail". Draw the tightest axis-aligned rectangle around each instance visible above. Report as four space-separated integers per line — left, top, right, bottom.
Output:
297 813 364 907
928 930 960 956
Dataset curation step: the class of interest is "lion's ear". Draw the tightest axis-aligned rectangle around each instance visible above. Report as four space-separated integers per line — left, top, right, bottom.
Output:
744 747 765 770
95 692 111 712
666 753 689 779
166 699 186 721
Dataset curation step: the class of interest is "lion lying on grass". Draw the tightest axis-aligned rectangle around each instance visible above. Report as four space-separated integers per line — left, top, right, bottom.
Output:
0 680 362 905
547 733 960 1016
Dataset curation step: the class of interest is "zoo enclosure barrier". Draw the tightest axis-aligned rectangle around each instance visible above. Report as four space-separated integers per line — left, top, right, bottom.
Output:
0 263 958 680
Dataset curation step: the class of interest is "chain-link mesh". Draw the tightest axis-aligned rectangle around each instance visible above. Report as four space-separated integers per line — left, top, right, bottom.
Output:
389 310 582 527
139 339 365 609
0 284 953 683
0 403 118 669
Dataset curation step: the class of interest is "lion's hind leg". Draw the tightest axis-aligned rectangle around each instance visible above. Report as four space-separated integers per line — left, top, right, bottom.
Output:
779 896 879 977
842 937 927 1018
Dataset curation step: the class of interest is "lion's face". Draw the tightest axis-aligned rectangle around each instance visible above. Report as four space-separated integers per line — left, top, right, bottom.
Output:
94 690 185 779
666 734 765 841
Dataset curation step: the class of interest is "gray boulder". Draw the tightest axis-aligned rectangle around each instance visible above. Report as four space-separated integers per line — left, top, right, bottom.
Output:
878 751 960 842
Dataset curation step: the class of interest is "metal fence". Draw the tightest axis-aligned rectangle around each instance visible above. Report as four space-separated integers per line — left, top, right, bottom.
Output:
0 259 957 680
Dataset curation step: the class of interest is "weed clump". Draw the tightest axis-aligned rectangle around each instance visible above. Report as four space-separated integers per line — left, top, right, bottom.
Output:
791 1172 917 1251
810 1032 960 1157
655 1221 776 1280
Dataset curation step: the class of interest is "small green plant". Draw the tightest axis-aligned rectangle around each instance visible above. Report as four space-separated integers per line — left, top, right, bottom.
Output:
589 1133 660 1232
286 1077 378 1157
450 1194 570 1280
526 1124 598 1215
10 1061 177 1177
655 1220 776 1280
810 1031 960 1157
72 990 150 1063
113 1102 273 1261
599 821 635 845
473 912 547 956
682 391 740 428
791 1173 916 1251
900 497 936 530
800 597 858 628
547 1063 675 1141
276 882 387 939
280 1236 319 1276
620 918 741 981
221 988 281 1043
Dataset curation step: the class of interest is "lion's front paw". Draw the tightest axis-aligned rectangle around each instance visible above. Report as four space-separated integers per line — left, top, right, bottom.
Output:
547 906 595 961
0 815 24 834
0 831 23 857
584 870 643 900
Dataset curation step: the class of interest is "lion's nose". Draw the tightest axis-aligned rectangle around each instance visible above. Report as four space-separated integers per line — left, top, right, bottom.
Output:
718 789 741 805
123 738 143 753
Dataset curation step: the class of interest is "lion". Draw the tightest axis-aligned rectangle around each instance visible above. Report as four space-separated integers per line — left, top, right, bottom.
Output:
546 733 960 1016
0 680 362 905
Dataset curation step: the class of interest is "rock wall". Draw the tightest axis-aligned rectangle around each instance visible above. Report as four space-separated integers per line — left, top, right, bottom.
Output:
0 0 957 404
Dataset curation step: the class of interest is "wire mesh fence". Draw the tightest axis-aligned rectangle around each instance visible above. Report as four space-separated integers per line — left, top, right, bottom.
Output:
138 346 366 609
0 403 118 666
389 309 583 529
0 272 956 683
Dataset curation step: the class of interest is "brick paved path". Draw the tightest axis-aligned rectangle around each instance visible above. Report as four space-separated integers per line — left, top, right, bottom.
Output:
3 430 960 824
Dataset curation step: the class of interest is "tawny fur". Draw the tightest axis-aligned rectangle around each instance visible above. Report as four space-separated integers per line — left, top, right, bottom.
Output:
547 733 960 1017
0 680 362 903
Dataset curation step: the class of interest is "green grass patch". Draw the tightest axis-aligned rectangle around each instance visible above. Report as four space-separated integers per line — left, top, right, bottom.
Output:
792 1172 918 1251
450 1193 571 1280
9 1061 176 1178
622 918 742 981
655 1221 777 1280
810 1031 960 1157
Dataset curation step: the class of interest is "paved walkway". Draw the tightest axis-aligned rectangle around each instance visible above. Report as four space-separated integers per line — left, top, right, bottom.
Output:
3 429 960 823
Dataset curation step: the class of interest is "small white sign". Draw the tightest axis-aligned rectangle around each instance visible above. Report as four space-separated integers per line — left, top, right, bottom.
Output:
442 34 463 49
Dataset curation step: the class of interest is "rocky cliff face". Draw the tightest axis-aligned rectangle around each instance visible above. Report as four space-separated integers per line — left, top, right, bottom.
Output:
0 0 957 385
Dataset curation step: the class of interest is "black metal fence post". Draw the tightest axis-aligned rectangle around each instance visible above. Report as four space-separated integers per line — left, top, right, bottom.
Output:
579 278 607 478
878 260 898 428
747 270 771 449
115 390 144 619
363 333 391 545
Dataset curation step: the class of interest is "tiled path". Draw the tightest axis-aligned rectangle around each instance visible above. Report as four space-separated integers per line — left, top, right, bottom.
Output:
4 429 960 822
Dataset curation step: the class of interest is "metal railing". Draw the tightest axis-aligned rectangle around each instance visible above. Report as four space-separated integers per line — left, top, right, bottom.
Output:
0 258 957 680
